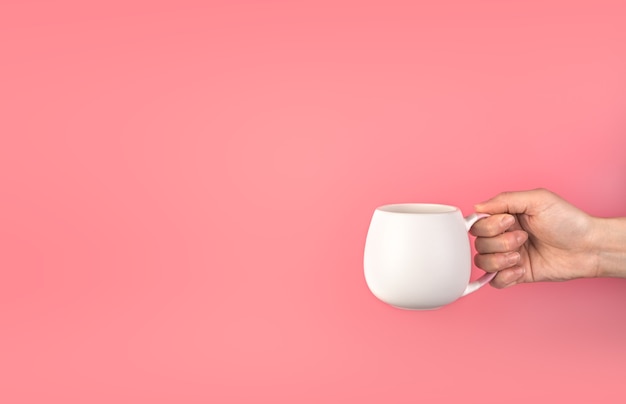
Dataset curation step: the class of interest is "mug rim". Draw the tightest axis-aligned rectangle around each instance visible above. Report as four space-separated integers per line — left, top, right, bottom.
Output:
376 203 459 214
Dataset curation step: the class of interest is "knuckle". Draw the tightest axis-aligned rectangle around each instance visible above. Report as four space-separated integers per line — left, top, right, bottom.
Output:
479 216 504 236
534 187 555 200
473 254 485 269
474 238 489 254
502 233 515 251
488 221 502 234
490 273 507 289
474 253 497 272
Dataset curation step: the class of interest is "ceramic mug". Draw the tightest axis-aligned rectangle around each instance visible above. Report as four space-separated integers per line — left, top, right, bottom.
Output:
364 203 495 310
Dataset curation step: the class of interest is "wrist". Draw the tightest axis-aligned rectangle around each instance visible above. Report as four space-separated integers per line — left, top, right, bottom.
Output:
589 217 626 278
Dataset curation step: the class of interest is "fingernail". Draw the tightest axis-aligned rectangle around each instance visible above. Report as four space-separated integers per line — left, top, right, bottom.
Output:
501 215 515 227
513 267 525 279
503 267 525 288
506 252 520 265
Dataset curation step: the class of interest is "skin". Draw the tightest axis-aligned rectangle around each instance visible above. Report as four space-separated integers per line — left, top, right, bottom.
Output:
470 188 626 289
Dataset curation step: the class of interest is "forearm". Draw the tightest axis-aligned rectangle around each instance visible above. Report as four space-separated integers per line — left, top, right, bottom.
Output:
592 217 626 278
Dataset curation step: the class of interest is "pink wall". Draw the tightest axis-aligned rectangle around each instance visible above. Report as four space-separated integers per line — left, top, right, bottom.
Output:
2 1 626 402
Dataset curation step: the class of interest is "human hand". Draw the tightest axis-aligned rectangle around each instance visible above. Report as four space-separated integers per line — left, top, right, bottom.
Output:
470 189 599 288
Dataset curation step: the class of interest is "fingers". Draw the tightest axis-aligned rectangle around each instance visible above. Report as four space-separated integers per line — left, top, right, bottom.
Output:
474 251 521 272
472 190 553 289
471 213 528 271
473 224 528 275
490 267 526 289
470 214 516 237
475 230 528 254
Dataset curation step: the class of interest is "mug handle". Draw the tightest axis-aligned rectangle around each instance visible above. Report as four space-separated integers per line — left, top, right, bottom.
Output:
461 213 496 296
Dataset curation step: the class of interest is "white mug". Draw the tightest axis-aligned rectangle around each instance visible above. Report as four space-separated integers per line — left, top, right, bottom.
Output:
364 203 495 310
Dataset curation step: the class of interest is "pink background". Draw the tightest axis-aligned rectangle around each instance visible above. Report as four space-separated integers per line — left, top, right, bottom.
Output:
2 0 626 402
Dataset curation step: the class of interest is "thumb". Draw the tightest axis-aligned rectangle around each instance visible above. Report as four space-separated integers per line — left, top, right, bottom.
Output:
474 188 552 215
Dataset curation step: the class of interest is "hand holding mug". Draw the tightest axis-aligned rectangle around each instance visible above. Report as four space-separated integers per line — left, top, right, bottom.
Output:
471 188 626 288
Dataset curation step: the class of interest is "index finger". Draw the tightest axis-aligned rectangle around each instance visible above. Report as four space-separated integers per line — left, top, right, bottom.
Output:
470 214 516 237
